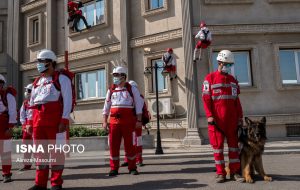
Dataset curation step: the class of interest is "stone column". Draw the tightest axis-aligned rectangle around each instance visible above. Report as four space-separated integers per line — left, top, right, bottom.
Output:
181 0 204 145
120 0 133 78
46 0 56 51
7 0 20 103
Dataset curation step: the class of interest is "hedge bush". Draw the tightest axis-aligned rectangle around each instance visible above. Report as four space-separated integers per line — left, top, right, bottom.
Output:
12 126 108 139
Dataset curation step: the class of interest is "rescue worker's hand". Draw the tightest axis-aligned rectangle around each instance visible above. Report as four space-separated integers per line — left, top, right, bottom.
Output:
26 125 33 135
136 121 142 129
59 122 67 133
4 128 13 138
207 117 214 123
103 122 109 133
238 118 243 127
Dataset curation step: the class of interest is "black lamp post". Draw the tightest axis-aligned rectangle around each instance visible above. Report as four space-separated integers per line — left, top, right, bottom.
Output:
144 62 168 155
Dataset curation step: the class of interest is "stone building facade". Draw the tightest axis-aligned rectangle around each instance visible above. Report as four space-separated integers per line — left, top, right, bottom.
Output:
1 0 300 146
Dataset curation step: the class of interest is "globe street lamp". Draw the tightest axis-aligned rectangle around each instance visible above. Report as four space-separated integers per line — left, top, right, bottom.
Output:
144 62 168 155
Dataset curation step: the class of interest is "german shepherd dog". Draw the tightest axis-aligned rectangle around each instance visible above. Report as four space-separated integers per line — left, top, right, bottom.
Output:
239 117 272 183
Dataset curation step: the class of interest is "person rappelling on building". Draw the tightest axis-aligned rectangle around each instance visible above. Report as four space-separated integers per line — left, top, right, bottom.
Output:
162 48 177 80
193 21 212 63
19 83 33 171
0 74 17 183
68 0 91 32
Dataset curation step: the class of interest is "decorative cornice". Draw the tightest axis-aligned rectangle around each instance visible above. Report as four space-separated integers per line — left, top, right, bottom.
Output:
21 0 47 13
130 28 182 48
268 0 300 3
204 0 254 4
20 42 121 71
193 23 300 35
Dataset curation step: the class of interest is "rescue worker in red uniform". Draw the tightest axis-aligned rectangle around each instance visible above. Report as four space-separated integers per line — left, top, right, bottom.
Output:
103 67 144 176
27 49 72 190
121 80 145 167
193 21 212 62
68 0 91 32
162 48 177 80
0 74 17 183
19 83 33 171
202 50 244 183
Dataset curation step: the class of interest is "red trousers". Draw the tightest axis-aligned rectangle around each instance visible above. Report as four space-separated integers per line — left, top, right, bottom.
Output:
0 114 12 176
109 108 137 171
22 124 33 168
32 102 65 188
208 123 240 176
124 126 143 164
196 40 211 49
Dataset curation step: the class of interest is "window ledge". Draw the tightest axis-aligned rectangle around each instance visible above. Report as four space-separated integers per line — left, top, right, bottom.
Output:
76 98 105 105
204 0 254 4
277 84 300 91
147 92 171 99
240 86 261 93
68 22 108 38
268 0 300 3
27 41 42 48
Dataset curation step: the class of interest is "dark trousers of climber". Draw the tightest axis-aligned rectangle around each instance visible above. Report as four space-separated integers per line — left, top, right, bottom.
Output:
72 14 90 32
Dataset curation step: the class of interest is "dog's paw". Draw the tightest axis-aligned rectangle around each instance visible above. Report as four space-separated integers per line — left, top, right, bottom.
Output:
245 176 254 183
264 176 272 182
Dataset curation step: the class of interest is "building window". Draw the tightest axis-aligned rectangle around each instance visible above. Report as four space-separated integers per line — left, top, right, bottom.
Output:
27 13 42 47
279 49 300 85
32 19 39 44
78 0 105 30
76 69 106 100
212 51 252 86
149 0 164 10
142 0 168 17
151 59 168 92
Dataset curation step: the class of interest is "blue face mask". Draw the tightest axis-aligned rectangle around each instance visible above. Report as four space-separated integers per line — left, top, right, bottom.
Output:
37 62 48 73
113 77 121 85
222 64 232 73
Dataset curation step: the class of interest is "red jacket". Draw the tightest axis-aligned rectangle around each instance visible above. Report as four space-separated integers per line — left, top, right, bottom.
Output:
68 1 82 16
202 71 243 125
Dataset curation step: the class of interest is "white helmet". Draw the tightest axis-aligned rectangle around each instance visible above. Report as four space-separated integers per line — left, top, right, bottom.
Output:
0 74 6 84
129 80 138 87
37 49 57 62
24 83 33 90
112 66 127 75
216 50 234 64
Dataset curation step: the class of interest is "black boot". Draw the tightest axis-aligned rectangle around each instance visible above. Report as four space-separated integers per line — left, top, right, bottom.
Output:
129 169 139 175
108 170 119 176
51 185 62 190
28 185 48 190
3 174 12 183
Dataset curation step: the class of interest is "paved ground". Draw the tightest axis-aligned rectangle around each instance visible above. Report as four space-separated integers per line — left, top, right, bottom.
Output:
1 141 300 190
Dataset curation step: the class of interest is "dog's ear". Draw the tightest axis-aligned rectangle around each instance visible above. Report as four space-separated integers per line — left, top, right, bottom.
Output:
261 117 266 125
245 117 252 125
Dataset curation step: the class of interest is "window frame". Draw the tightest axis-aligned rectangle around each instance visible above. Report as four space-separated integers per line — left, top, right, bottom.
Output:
212 50 253 87
208 45 261 92
141 0 169 17
278 49 300 85
150 58 168 93
71 0 108 34
27 13 42 48
75 68 107 101
148 0 164 10
144 51 172 98
0 22 3 53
